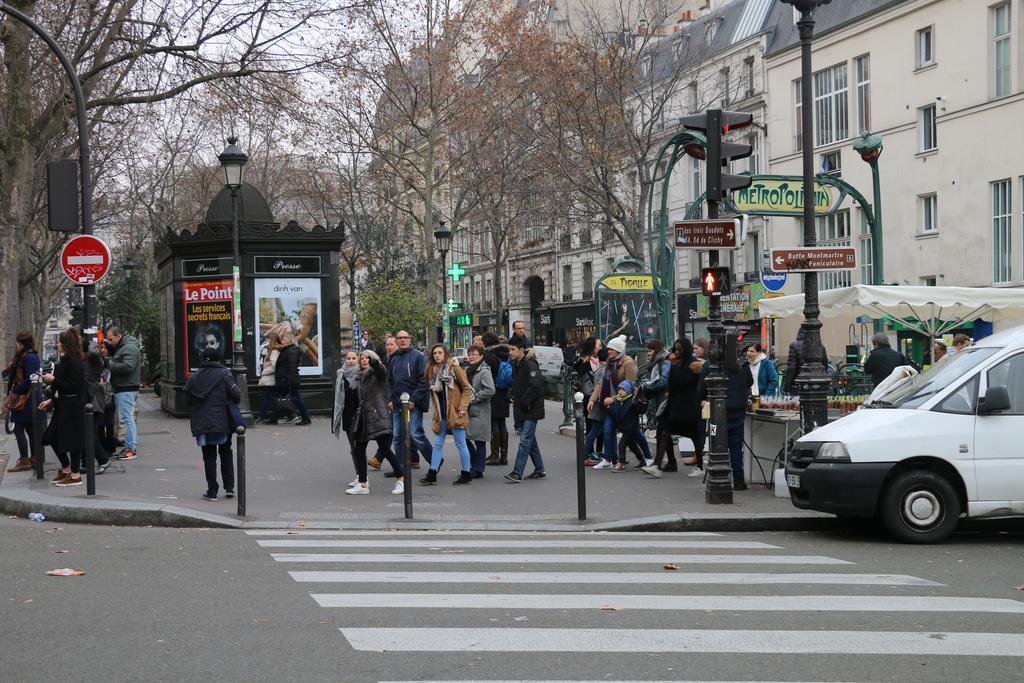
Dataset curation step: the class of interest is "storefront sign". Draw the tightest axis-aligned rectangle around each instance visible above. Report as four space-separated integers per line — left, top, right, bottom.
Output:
598 274 655 291
680 283 767 322
182 257 232 279
253 278 323 376
182 279 233 375
552 304 595 330
253 255 322 275
732 179 834 216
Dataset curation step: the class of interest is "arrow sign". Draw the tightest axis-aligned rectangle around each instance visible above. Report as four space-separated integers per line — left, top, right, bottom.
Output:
770 247 857 273
674 219 741 248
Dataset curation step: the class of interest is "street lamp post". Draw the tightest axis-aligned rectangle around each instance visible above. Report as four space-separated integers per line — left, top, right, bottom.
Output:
783 0 832 435
852 131 885 333
434 222 452 344
218 137 253 424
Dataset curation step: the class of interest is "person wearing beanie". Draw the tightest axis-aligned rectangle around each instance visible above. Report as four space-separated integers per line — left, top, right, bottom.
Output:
184 345 240 500
864 332 908 388
587 335 641 471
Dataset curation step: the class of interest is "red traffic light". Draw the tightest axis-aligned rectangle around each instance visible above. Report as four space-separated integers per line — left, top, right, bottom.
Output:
700 267 731 297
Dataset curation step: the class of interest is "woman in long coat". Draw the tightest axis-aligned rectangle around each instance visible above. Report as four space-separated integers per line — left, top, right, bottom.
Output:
5 330 40 473
347 350 404 496
663 338 705 477
184 347 241 500
421 344 473 486
464 345 495 477
40 328 86 487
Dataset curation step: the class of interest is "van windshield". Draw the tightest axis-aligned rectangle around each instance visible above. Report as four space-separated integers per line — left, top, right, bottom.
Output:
877 347 999 409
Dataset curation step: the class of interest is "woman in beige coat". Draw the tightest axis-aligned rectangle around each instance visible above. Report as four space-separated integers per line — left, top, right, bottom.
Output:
421 344 473 486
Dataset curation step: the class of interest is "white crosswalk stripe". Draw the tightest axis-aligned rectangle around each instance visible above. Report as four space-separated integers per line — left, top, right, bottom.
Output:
246 529 1024 675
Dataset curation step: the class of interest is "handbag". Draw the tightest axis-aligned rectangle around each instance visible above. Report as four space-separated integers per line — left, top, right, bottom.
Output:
3 392 27 413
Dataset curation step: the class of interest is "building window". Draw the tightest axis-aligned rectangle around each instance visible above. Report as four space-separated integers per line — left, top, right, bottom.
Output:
919 104 937 152
691 156 702 201
793 79 803 152
641 54 654 78
859 208 874 285
744 56 755 97
720 66 731 106
744 229 760 277
813 64 848 147
484 277 492 308
854 54 871 134
747 134 759 176
993 179 1012 283
582 261 593 297
921 276 937 287
816 209 852 289
993 2 1012 98
688 81 699 113
821 150 841 177
916 27 934 69
920 194 938 233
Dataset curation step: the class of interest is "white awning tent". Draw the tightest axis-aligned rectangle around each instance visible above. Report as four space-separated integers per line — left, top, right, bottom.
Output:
757 284 1024 339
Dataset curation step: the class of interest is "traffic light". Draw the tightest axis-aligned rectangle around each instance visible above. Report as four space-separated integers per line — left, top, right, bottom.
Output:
700 267 732 297
680 109 754 202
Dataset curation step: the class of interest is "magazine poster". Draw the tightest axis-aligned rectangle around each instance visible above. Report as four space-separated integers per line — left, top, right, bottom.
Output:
254 278 322 376
182 279 233 375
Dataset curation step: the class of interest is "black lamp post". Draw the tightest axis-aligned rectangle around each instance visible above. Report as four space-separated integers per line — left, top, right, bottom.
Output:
218 137 253 424
434 221 452 344
782 0 832 434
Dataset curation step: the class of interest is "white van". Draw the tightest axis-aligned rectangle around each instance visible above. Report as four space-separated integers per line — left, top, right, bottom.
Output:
786 324 1024 543
531 345 566 379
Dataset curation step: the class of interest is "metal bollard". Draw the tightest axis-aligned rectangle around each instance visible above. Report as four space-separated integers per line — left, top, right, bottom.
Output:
400 392 413 519
84 403 96 495
236 425 246 516
574 391 587 521
30 374 45 480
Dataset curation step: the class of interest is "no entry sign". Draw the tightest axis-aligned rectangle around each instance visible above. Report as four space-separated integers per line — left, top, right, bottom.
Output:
60 234 111 284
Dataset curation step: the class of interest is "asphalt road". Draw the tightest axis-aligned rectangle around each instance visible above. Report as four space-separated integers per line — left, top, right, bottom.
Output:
2 518 1023 682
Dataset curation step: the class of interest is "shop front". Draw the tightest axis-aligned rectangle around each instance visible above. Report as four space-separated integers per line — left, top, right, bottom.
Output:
677 282 768 350
548 302 596 353
154 184 345 416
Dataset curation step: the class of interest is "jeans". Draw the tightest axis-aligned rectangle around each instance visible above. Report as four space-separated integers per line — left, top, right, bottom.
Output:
13 422 31 460
288 385 311 422
391 409 430 464
601 415 618 463
431 417 471 471
201 440 235 495
727 416 746 483
512 419 544 476
114 390 139 451
617 423 652 463
467 440 487 473
257 386 277 419
582 418 604 458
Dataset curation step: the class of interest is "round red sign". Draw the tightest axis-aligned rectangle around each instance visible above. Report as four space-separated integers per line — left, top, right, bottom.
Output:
60 234 111 285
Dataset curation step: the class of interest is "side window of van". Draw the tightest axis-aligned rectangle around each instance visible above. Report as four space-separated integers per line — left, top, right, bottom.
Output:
936 376 979 415
986 354 1024 414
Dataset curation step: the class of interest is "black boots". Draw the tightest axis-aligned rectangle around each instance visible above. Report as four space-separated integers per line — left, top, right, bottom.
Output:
498 432 509 466
453 471 472 485
419 469 437 485
487 434 501 465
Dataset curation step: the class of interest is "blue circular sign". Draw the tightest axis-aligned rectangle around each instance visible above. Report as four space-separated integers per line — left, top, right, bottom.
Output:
760 271 788 292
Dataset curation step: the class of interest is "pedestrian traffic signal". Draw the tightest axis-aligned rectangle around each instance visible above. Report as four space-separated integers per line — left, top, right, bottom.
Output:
679 109 754 203
700 267 731 297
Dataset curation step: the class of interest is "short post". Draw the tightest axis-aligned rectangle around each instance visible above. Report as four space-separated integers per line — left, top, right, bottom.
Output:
236 425 246 517
573 391 587 521
559 363 574 428
30 374 45 480
83 403 96 495
400 392 413 519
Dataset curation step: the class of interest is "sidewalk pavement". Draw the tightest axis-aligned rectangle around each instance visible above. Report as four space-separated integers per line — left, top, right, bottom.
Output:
0 394 836 531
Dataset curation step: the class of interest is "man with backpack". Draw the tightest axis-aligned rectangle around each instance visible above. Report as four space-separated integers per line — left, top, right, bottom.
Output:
483 331 511 465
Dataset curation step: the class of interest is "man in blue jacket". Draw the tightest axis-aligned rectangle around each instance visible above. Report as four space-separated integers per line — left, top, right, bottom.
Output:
387 330 431 467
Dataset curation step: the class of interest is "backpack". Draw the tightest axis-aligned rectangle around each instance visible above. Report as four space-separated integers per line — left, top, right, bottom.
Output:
495 359 513 389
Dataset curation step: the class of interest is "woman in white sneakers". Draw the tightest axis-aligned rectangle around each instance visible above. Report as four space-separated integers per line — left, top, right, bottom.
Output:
346 350 404 496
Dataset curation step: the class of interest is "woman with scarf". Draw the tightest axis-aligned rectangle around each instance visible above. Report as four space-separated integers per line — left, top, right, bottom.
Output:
332 351 362 485
346 350 404 495
5 331 40 473
421 344 474 486
587 335 638 472
642 338 704 476
464 345 495 477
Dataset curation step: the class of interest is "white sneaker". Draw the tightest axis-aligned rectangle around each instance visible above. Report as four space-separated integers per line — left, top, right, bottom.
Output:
345 484 369 495
391 480 405 495
348 477 360 488
687 468 704 478
593 459 612 470
644 458 655 467
641 465 662 478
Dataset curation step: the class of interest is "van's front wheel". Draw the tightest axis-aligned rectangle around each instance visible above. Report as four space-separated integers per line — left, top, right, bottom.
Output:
879 470 961 544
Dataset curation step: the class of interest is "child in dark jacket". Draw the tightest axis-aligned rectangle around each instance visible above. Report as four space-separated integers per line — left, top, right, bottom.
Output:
606 380 642 456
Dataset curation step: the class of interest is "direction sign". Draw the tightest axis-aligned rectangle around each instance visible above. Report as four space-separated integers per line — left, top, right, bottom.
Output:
59 234 111 284
674 219 740 248
770 247 856 273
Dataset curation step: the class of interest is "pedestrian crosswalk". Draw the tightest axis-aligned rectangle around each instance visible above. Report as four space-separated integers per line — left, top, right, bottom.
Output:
245 529 1024 681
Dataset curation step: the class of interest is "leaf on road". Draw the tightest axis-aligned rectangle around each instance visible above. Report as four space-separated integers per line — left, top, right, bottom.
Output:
663 563 679 570
46 568 85 576
1014 585 1024 591
22 598 33 603
601 605 623 611
44 528 64 533
297 520 306 527
54 549 70 554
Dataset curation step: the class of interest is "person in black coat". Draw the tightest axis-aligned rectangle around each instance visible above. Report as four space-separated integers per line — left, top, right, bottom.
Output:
504 340 545 481
40 328 86 487
346 350 404 496
84 349 113 473
698 354 753 490
483 331 510 466
272 326 311 425
5 330 40 473
185 347 241 500
864 333 909 387
644 338 704 477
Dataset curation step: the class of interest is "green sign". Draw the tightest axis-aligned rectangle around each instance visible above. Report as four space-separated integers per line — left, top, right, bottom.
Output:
732 178 834 216
446 298 461 312
452 313 472 326
447 262 466 282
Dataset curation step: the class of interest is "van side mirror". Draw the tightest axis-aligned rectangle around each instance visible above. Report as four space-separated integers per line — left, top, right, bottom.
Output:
978 386 1011 414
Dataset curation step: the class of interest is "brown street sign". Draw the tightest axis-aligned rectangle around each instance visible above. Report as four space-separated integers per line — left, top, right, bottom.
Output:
674 219 740 248
770 247 857 273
